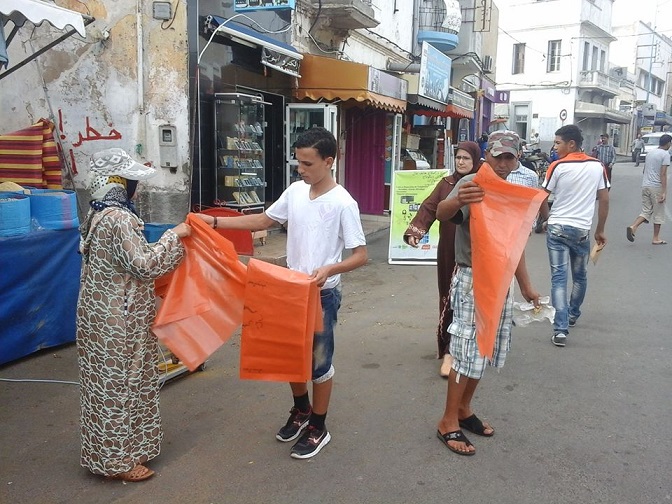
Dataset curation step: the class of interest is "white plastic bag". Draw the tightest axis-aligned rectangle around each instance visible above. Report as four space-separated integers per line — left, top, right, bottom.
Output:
512 296 555 327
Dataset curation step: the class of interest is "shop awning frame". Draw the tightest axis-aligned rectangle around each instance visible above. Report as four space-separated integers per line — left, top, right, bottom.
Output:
203 16 302 78
1 0 94 81
295 54 407 113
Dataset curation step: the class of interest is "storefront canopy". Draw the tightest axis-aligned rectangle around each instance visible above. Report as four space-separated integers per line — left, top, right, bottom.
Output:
204 16 302 78
404 75 474 119
1 0 93 80
295 54 407 113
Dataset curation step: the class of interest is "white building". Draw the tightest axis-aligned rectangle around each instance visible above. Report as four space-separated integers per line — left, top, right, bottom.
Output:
612 22 672 136
495 0 631 153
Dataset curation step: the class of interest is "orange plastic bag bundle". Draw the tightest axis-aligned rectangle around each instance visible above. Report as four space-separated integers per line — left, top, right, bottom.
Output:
240 259 323 382
471 163 548 358
152 214 247 371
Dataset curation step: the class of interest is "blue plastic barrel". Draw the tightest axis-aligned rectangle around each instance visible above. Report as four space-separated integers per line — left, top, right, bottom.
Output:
27 189 79 230
0 193 31 237
143 223 174 243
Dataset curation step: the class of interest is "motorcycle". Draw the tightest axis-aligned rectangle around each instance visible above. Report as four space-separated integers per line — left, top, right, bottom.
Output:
521 149 550 185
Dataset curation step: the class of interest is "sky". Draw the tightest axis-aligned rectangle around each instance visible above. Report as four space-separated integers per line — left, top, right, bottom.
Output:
612 0 672 34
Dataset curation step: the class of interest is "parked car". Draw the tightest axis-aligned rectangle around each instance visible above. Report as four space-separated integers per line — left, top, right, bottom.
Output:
639 132 668 161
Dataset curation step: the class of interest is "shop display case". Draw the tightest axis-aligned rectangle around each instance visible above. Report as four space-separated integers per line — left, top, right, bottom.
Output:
286 103 338 186
214 93 267 210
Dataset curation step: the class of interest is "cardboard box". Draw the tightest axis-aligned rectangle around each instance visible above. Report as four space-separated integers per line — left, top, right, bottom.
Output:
401 133 420 150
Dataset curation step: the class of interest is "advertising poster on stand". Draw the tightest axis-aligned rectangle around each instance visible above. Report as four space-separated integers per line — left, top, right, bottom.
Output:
388 169 449 265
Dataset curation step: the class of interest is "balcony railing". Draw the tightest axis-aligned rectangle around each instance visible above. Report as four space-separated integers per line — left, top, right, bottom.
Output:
307 0 379 30
418 0 461 35
578 70 620 96
574 100 632 124
417 0 461 53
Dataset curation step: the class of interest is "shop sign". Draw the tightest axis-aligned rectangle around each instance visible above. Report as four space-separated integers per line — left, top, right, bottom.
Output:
493 90 510 103
480 77 496 101
235 0 295 11
418 42 451 105
641 103 656 117
448 87 475 110
261 48 301 77
368 68 408 101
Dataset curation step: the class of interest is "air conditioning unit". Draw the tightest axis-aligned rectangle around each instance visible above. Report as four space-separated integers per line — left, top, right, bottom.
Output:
610 66 626 77
482 55 493 73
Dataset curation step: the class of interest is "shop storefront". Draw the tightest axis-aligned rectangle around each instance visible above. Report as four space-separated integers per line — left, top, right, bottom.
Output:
190 2 302 209
479 77 496 134
294 54 407 215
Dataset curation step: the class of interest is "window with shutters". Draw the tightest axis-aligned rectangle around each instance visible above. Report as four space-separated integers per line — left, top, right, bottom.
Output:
512 43 525 74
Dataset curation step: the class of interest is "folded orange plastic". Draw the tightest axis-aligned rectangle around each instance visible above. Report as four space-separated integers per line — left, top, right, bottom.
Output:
471 163 548 358
240 259 323 382
152 214 247 371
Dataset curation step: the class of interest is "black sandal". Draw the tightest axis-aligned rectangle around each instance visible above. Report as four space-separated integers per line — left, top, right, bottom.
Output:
436 429 475 456
459 414 494 437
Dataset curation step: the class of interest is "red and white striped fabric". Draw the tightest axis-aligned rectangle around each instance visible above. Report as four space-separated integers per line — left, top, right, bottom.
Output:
0 119 63 189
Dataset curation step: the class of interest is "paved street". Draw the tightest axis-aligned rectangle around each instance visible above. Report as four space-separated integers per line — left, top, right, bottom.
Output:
1 161 670 504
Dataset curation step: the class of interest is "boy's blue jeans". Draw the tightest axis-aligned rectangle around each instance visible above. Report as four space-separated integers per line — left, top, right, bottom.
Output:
312 287 342 383
546 224 590 334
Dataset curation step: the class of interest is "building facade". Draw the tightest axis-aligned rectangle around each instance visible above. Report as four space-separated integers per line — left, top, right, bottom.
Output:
612 21 672 140
495 0 631 153
2 0 490 220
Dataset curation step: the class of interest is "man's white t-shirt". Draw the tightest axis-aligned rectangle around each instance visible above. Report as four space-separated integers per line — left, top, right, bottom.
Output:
642 148 670 188
266 181 366 290
542 152 609 230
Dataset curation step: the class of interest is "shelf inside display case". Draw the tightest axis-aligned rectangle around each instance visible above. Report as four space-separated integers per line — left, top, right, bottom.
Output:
214 93 267 208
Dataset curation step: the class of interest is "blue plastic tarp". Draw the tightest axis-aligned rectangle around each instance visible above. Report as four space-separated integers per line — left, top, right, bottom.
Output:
0 228 80 365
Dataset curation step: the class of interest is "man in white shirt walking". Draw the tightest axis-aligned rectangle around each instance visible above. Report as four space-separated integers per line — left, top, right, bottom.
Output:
540 125 610 347
626 133 670 245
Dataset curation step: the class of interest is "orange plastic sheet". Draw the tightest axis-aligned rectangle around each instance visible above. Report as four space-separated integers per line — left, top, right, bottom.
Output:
152 214 247 371
471 163 548 358
240 259 323 382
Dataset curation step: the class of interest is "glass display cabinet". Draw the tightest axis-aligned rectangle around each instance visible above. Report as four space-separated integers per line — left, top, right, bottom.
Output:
214 93 267 210
285 103 338 186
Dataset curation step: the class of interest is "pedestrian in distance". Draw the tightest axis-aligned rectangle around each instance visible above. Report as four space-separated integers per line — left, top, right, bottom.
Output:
196 127 368 459
478 132 488 160
435 130 541 456
540 125 609 347
507 139 539 189
591 133 616 184
632 133 645 167
77 148 191 482
403 141 483 378
626 133 670 245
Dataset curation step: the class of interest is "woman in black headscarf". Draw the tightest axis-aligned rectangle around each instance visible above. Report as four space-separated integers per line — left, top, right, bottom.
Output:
403 141 483 377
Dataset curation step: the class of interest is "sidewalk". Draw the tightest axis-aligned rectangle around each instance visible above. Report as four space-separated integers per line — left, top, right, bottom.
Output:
239 213 391 266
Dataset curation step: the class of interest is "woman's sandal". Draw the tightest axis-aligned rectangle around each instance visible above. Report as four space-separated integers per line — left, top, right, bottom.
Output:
459 414 494 437
109 464 155 482
436 429 475 456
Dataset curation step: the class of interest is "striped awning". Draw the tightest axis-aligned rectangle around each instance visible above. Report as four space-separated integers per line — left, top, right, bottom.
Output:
0 120 63 189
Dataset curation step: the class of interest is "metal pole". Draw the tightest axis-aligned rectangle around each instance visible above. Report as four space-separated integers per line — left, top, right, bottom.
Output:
645 30 655 105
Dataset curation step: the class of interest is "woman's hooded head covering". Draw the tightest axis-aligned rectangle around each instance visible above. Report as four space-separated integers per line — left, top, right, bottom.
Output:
88 148 157 202
454 141 483 179
80 149 158 246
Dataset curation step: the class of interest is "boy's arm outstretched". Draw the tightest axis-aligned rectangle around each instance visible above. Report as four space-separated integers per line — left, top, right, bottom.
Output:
310 245 368 287
196 212 276 231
